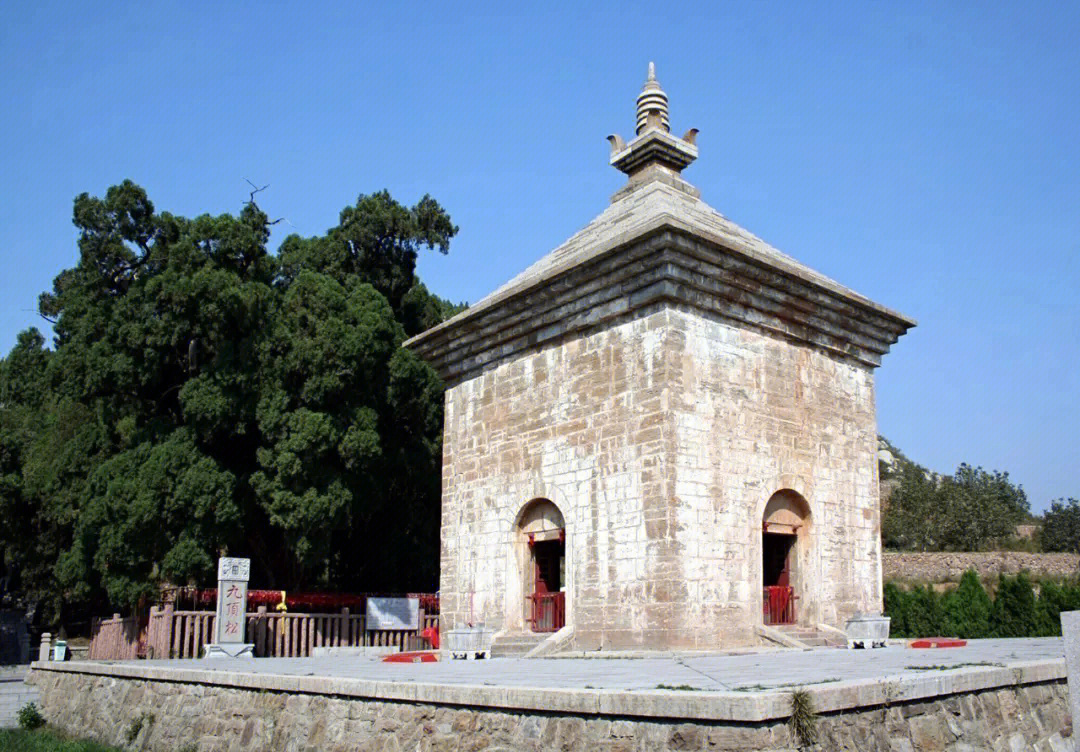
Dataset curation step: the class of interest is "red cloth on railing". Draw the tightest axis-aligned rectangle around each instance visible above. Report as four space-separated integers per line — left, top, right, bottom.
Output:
763 586 795 625
171 588 439 614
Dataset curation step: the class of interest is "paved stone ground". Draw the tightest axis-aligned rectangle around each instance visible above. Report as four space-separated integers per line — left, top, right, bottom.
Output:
127 637 1064 692
0 665 39 728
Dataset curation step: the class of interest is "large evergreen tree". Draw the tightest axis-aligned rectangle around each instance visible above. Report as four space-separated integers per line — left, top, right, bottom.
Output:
0 181 459 623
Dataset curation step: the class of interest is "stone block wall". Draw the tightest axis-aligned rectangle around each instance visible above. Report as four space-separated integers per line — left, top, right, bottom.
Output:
440 305 673 647
883 552 1080 584
29 668 1075 751
666 307 881 639
440 301 881 650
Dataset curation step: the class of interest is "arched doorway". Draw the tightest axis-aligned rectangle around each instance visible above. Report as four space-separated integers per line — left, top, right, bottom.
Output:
762 490 811 625
515 499 566 632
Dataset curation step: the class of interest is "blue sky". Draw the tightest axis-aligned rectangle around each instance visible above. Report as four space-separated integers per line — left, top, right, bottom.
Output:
2 1 1077 511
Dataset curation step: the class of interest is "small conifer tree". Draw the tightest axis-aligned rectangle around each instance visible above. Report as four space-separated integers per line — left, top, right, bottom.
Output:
906 585 945 637
883 582 909 637
943 569 992 638
1036 580 1065 637
991 572 1038 637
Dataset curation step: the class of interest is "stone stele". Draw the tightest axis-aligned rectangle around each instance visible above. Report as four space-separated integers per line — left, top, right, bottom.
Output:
1061 610 1080 734
404 63 916 651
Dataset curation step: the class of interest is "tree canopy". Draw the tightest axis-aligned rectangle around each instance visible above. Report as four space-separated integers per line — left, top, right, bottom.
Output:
0 181 461 622
1040 498 1080 553
881 443 1030 552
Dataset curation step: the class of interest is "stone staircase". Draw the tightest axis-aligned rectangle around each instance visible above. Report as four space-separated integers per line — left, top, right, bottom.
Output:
772 624 846 648
489 632 549 657
763 624 846 649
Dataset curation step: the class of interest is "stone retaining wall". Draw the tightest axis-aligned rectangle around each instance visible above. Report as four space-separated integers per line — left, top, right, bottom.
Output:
883 551 1080 583
29 665 1075 751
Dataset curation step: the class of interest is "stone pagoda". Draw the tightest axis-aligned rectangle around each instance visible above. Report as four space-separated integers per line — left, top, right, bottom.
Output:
405 64 915 652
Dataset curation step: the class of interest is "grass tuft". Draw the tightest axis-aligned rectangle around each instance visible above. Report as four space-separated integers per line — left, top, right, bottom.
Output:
0 728 125 752
789 688 819 748
123 712 154 744
905 661 1002 671
655 683 701 691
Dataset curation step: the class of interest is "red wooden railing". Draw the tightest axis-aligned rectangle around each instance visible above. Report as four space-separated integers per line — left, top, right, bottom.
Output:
166 587 440 614
90 606 440 660
763 586 795 625
529 592 565 633
87 614 141 660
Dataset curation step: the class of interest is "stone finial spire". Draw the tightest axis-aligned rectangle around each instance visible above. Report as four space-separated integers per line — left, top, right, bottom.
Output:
636 62 670 134
607 63 700 199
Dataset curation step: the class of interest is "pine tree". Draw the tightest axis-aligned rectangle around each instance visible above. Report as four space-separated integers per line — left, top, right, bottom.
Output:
942 569 991 638
991 572 1038 637
883 582 910 637
906 585 944 638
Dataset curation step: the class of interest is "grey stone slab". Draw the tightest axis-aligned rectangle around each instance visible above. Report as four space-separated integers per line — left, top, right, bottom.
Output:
29 638 1068 723
1061 611 1080 738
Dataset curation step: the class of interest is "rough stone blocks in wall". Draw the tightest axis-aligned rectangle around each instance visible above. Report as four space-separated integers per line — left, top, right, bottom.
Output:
28 670 1076 751
439 301 885 648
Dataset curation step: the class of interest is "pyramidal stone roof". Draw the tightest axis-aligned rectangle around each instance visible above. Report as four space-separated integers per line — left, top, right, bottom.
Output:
405 65 915 384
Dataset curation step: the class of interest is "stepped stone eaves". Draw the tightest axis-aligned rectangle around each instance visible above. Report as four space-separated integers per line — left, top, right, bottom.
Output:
405 178 915 382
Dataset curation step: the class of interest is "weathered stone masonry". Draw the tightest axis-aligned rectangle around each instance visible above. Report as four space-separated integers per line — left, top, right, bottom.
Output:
882 551 1080 584
406 66 914 650
438 302 882 649
29 662 1075 751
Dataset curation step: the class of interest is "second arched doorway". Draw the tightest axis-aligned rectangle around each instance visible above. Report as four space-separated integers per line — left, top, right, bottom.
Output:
762 489 811 625
516 499 566 632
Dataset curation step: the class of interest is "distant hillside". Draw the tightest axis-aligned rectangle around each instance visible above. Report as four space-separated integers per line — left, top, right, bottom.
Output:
877 437 1031 552
877 436 935 507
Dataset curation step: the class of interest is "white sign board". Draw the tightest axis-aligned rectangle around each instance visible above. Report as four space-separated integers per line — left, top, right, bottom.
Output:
218 557 251 581
366 597 419 631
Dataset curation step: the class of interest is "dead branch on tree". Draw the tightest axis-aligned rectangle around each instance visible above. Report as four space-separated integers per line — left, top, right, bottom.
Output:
243 178 290 226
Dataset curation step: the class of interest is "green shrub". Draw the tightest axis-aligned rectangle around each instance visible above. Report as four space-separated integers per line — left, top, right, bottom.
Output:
991 572 1038 637
1041 498 1080 552
1034 579 1080 636
17 702 45 731
942 570 991 638
886 571 1080 640
883 583 910 637
905 585 945 638
124 712 154 744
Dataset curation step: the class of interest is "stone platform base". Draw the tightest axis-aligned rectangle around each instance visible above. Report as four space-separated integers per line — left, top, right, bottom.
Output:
29 658 1075 751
